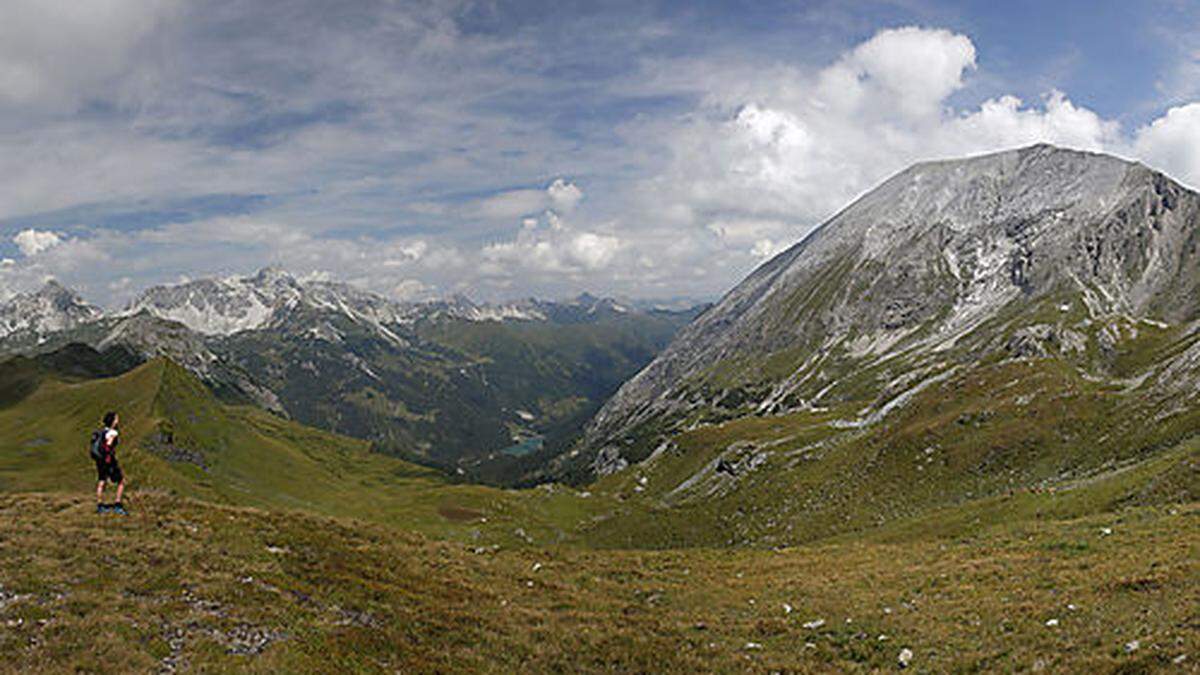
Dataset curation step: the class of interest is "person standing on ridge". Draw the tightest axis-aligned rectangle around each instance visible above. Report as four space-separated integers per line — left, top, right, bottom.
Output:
93 411 128 515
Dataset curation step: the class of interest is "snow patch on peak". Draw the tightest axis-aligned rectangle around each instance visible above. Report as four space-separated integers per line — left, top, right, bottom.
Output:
125 275 285 336
466 304 548 322
0 281 104 339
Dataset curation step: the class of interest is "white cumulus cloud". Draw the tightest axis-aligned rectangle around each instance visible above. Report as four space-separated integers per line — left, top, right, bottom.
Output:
618 25 1150 274
568 232 620 269
13 228 63 256
1133 103 1200 188
474 178 585 220
819 26 976 120
547 178 584 212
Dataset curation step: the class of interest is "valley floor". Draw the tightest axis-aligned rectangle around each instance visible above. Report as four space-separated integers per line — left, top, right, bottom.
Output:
0 491 1195 673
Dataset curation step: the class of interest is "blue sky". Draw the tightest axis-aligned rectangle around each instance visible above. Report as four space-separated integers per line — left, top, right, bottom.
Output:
1 0 1198 306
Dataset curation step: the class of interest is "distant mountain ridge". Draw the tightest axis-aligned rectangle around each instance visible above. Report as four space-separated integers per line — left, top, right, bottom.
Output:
121 267 663 338
0 267 686 343
0 280 103 341
0 269 704 483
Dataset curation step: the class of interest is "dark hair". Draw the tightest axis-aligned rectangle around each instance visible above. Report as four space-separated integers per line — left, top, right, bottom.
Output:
103 411 118 428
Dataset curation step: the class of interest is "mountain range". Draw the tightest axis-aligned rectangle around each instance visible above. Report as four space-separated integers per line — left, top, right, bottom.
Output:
0 269 704 483
1 144 1197 670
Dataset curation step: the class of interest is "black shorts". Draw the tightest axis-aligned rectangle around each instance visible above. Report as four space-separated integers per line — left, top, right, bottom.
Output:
96 458 123 484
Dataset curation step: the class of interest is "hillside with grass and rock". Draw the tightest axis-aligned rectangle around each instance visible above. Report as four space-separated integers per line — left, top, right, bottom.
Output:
558 145 1200 546
0 349 1194 672
0 273 703 485
0 145 1198 672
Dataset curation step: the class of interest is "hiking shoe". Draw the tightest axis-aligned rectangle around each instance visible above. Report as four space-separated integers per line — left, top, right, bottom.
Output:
96 503 108 514
112 503 128 516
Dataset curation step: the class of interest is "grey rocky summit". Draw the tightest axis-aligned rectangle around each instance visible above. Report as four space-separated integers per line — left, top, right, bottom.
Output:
580 143 1200 471
126 267 577 337
0 280 103 340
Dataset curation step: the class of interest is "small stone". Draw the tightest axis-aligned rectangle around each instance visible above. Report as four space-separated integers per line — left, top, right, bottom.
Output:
802 619 825 630
782 603 793 615
898 648 914 668
1045 618 1059 627
878 634 889 641
1124 640 1140 653
531 563 542 573
744 642 763 650
1173 655 1187 665
1100 527 1113 536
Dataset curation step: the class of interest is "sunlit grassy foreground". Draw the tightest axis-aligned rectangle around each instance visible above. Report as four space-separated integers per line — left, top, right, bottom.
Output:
0 492 1195 673
0 359 1196 672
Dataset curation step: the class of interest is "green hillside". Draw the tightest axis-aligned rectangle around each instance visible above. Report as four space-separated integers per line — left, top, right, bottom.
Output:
0 351 1197 671
579 350 1200 549
213 307 694 484
416 313 690 484
0 343 141 409
0 356 603 545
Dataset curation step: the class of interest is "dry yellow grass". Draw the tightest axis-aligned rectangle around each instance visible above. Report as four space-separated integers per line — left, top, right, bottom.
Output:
0 491 1194 673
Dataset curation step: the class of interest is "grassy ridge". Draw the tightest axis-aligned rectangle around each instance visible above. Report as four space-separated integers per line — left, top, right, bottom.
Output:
0 359 607 546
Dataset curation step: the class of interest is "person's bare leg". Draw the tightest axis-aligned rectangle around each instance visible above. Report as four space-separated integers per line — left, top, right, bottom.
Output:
116 480 125 505
96 481 105 503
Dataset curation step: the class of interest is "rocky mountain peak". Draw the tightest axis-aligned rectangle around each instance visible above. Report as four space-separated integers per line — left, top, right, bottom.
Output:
34 278 72 297
579 144 1200 468
250 266 299 289
0 280 104 339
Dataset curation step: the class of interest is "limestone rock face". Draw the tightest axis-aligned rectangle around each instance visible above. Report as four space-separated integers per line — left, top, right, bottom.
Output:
0 281 103 340
579 144 1200 472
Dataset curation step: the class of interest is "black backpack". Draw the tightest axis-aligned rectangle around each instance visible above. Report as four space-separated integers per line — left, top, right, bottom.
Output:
89 429 105 461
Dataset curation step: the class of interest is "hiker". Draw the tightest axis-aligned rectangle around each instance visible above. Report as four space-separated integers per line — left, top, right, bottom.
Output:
93 411 128 515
